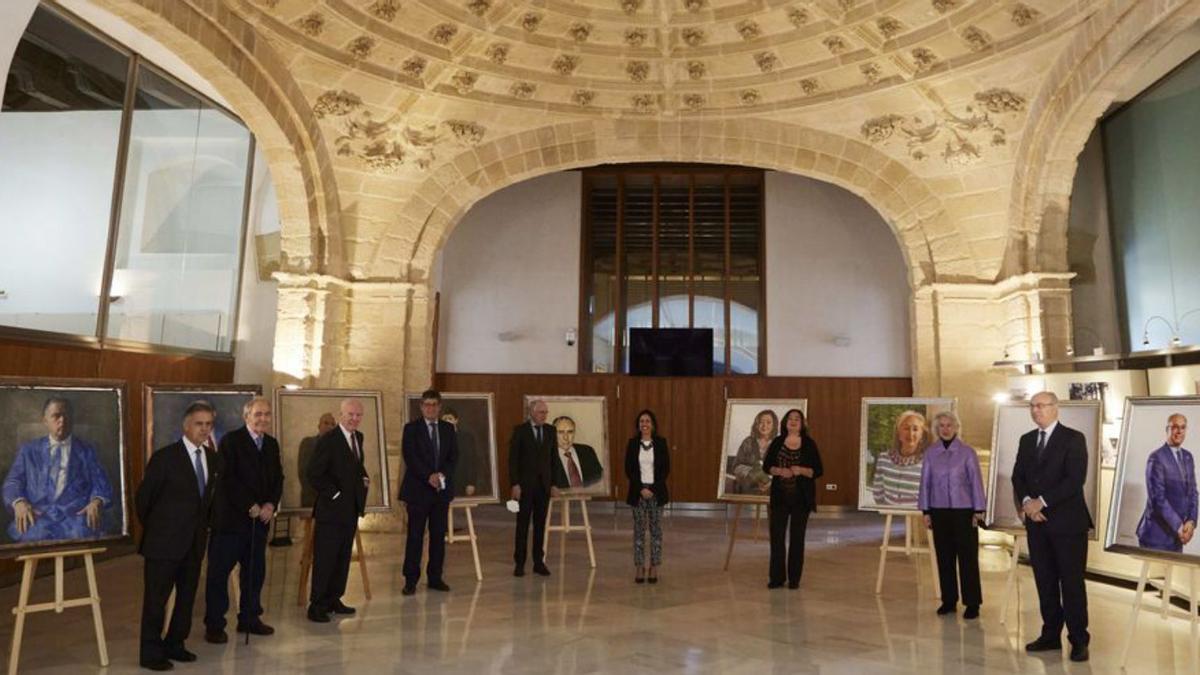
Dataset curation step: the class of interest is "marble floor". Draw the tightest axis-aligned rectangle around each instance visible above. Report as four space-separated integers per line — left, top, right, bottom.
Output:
0 508 1196 674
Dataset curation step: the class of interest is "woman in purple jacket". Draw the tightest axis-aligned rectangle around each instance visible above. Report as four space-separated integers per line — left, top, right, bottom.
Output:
919 410 986 619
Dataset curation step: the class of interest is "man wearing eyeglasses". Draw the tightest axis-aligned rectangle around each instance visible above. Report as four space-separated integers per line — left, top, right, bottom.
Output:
1012 391 1092 662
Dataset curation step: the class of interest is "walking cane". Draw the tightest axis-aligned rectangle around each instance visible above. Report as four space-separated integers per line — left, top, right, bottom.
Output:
246 511 260 646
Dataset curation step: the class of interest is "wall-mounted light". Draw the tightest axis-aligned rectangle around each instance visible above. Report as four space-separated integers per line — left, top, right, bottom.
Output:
565 328 577 347
992 392 1011 404
1142 311 1200 349
283 384 301 390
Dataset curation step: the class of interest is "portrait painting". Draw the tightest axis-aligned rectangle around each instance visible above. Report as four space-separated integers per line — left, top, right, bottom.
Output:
274 389 391 515
987 400 1102 539
0 378 128 552
718 399 808 503
1106 397 1200 563
405 392 498 504
524 395 610 499
143 384 261 462
857 397 956 512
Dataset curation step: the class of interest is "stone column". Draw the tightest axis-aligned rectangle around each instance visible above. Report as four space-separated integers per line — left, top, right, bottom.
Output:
911 273 1075 449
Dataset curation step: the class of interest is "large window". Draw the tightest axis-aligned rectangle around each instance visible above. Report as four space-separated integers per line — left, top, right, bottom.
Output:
0 4 254 354
581 166 764 374
1103 52 1200 350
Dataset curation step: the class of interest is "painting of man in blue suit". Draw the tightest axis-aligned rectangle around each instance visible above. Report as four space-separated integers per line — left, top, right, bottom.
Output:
1135 414 1198 553
2 396 114 542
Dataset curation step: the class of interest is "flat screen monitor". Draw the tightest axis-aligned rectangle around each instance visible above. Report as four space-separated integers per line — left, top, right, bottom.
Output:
628 328 714 377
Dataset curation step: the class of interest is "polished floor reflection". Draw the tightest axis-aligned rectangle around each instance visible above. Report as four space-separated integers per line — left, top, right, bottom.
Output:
0 508 1195 673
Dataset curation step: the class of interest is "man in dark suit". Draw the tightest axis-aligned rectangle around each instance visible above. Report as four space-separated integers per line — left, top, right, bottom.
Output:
203 396 283 643
509 399 556 577
136 401 220 671
1012 391 1092 662
1135 414 1198 552
306 398 369 623
551 416 603 489
400 389 458 595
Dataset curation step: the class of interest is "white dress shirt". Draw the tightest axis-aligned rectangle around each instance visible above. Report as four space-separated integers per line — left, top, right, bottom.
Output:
182 436 210 485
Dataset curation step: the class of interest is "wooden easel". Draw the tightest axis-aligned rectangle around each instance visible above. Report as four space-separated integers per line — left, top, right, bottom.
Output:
874 510 940 598
1119 556 1200 670
999 532 1027 625
295 517 372 607
722 502 768 571
446 503 482 581
8 547 108 675
544 496 595 568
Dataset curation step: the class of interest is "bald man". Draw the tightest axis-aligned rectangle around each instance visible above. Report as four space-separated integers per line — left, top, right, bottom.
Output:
1012 391 1092 662
1135 414 1198 553
306 399 369 623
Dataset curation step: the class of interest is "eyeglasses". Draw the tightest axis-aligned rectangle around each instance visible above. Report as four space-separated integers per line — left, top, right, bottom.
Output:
1029 403 1057 410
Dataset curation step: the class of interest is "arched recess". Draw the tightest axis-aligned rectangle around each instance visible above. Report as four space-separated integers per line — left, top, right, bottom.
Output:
376 119 981 289
1004 0 1200 276
99 0 345 275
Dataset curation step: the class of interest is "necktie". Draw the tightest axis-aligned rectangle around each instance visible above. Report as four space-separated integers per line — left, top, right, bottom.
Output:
48 442 63 498
535 425 541 444
350 434 361 461
253 434 263 451
193 448 206 497
565 452 583 488
1037 430 1046 461
429 422 440 467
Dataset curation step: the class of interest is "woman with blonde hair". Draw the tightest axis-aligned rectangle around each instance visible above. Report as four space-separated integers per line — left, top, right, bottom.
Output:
872 410 929 508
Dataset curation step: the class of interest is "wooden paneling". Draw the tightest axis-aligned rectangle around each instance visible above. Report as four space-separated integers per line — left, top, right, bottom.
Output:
436 373 913 506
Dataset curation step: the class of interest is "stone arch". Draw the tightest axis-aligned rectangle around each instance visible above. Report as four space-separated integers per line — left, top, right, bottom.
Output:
377 118 982 288
1004 0 1200 275
100 0 345 275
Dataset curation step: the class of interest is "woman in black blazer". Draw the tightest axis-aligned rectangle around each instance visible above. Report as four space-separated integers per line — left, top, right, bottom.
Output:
625 409 670 584
763 408 823 589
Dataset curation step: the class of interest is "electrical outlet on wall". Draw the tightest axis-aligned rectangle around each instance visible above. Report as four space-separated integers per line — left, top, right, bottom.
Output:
824 483 837 491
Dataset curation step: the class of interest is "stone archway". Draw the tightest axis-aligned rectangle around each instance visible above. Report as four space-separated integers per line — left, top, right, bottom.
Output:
101 0 346 276
1004 0 1200 276
376 118 985 290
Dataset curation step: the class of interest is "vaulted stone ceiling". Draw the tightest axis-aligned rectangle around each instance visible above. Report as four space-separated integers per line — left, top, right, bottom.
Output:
193 0 1177 286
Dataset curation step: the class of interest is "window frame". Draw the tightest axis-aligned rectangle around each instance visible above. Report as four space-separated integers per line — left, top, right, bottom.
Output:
578 164 767 376
0 1 256 360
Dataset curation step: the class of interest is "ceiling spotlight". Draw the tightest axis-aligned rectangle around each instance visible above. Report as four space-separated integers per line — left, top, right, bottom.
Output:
1142 332 1151 347
1172 335 1183 347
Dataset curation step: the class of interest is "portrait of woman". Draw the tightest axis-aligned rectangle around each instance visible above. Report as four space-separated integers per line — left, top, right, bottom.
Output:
732 410 777 495
871 410 929 509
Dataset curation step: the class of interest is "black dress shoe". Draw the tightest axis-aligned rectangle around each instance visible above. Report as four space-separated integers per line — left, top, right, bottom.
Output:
429 580 451 592
1070 644 1089 662
140 659 174 671
787 581 799 589
204 629 228 644
307 607 330 623
635 575 645 584
1025 637 1063 652
402 584 417 596
331 601 356 615
164 647 196 662
936 604 956 616
514 566 525 577
963 606 979 620
767 581 784 589
237 620 275 635
533 564 551 577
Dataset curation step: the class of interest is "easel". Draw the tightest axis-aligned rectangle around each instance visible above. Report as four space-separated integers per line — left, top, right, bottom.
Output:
999 532 1026 625
8 547 108 675
295 517 372 607
722 501 768 571
874 510 940 599
446 503 483 581
1119 556 1200 670
544 496 595 568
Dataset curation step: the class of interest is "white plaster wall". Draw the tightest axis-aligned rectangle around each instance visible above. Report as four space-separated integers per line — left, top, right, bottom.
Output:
764 171 910 377
436 172 582 374
436 170 911 377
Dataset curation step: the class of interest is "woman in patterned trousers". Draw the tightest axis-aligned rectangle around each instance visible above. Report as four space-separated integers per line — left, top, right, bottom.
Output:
625 409 671 583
